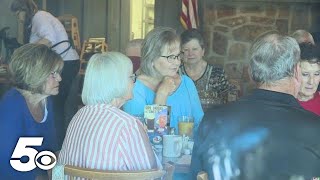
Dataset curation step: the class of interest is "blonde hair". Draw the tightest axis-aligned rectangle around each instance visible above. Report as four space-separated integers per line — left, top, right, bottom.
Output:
140 27 180 78
9 43 63 93
11 0 38 43
82 52 133 105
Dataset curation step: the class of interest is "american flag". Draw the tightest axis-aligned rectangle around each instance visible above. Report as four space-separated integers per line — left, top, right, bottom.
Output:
180 0 199 29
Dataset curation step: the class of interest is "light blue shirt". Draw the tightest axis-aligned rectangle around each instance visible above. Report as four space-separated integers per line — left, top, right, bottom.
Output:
123 75 204 132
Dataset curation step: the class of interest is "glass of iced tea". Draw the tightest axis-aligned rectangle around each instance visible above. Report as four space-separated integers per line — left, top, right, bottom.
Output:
178 116 194 138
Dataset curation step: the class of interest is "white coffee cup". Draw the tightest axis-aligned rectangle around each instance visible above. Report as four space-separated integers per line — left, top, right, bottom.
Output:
163 135 182 158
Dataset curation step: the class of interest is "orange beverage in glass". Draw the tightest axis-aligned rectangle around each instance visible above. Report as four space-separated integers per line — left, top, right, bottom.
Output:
178 116 194 137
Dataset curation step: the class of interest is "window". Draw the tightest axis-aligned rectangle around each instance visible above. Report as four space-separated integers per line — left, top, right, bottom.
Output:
130 0 155 39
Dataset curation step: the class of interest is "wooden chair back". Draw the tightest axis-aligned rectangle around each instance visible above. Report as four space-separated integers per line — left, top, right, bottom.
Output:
53 163 174 180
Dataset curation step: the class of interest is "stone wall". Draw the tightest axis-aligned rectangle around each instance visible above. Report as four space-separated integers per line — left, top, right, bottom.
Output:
202 1 320 95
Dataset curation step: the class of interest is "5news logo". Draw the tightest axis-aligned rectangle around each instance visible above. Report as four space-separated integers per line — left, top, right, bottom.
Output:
10 137 56 172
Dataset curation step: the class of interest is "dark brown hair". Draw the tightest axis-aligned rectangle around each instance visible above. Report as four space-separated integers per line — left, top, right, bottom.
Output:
11 0 38 43
180 28 205 49
299 43 320 64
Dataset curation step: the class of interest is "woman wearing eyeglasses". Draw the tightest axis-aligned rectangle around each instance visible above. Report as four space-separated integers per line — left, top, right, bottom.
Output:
58 52 159 172
11 0 80 148
180 29 236 111
0 44 63 180
123 27 204 133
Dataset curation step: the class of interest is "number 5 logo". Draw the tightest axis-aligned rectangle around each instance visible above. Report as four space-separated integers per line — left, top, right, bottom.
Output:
10 137 56 172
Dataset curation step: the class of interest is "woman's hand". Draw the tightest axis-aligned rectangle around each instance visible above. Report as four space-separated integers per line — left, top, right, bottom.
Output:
157 76 176 96
155 74 180 105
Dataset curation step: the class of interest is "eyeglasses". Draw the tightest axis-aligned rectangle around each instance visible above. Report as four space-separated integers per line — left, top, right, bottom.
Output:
50 71 61 79
160 52 183 63
129 73 137 83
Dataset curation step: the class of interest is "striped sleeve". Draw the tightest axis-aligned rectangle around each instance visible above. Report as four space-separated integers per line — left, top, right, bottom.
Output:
118 119 151 170
58 105 155 172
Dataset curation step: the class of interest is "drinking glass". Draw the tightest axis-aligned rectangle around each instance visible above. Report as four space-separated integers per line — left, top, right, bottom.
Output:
178 116 194 138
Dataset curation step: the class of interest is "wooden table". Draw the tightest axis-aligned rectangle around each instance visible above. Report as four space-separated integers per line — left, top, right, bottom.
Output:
149 131 193 174
163 155 191 173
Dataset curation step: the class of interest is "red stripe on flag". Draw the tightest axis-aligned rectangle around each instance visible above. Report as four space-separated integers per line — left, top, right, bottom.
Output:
181 13 191 29
180 0 199 29
180 0 190 29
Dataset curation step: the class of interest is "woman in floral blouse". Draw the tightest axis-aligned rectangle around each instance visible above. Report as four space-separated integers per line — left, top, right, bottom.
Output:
179 28 236 111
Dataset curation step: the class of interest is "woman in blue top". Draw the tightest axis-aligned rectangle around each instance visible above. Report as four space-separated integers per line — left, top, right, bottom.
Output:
0 44 63 180
123 27 204 132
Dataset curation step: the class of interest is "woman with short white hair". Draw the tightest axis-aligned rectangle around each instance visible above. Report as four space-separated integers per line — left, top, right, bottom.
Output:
58 52 158 172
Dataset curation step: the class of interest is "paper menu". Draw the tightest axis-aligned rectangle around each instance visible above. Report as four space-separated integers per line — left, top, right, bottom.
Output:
144 105 169 136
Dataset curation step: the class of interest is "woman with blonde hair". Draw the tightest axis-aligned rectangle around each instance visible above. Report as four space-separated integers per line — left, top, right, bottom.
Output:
11 0 80 147
0 43 63 179
123 27 204 133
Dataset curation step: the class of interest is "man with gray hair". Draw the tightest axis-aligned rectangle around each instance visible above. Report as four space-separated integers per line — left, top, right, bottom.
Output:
291 29 315 45
191 34 320 180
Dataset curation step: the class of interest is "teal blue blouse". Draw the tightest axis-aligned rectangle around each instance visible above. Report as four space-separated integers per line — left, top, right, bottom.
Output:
123 75 204 132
